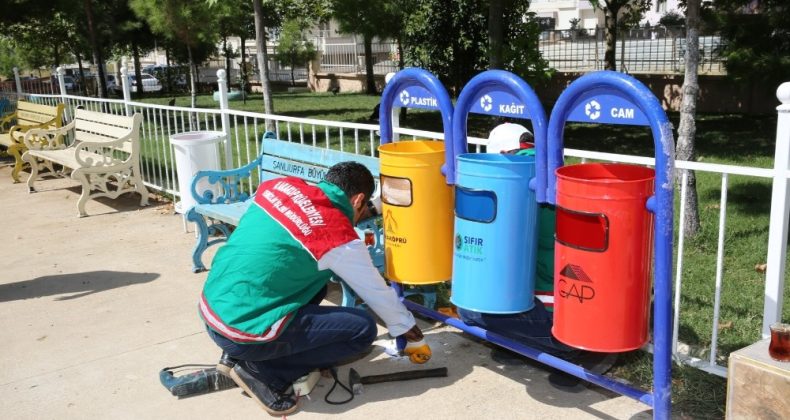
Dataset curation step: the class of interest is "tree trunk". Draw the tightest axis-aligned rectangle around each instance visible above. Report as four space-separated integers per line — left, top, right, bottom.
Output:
290 56 295 87
76 52 86 95
223 36 231 83
488 0 505 69
604 7 617 71
165 48 172 92
53 44 62 68
363 35 375 94
253 0 274 131
187 45 197 109
83 0 107 98
676 0 702 236
241 35 247 104
133 43 143 98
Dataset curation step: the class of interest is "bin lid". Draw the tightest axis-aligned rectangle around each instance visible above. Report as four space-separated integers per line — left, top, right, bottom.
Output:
169 130 225 145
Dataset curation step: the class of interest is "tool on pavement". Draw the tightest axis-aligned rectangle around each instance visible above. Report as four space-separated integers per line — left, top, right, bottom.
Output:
159 364 238 398
348 367 448 394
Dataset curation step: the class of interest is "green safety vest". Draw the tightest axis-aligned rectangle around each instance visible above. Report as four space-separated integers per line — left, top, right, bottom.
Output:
199 177 358 343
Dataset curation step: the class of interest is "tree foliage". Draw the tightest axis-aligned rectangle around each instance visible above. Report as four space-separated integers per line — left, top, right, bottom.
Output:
500 2 553 86
707 0 790 88
331 0 404 93
0 37 19 79
274 19 316 86
131 0 219 106
402 0 550 94
588 0 651 70
402 0 488 95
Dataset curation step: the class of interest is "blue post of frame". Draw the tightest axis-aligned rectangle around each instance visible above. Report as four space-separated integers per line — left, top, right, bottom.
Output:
379 67 456 183
546 71 675 420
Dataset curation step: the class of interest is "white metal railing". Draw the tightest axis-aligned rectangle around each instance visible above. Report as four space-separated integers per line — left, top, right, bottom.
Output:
9 65 789 379
318 40 399 74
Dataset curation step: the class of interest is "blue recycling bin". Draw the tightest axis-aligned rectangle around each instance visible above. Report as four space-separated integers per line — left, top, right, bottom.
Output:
450 153 538 313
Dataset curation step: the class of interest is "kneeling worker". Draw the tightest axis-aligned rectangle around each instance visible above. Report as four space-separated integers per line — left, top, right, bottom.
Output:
199 162 428 415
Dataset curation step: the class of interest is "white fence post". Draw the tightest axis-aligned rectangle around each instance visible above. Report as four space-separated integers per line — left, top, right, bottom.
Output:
121 58 132 116
56 66 69 121
217 69 233 169
13 67 22 96
763 81 790 337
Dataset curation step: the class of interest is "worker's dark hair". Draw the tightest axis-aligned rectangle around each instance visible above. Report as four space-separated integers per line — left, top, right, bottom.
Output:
325 161 375 202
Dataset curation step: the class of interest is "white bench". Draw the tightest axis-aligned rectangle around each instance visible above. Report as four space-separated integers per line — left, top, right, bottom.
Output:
22 109 149 217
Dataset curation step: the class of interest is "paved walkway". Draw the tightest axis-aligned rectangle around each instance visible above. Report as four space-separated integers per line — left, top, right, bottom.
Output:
0 163 651 419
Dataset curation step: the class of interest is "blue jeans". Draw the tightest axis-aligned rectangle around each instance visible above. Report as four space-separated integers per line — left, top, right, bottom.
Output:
206 286 377 392
457 298 578 358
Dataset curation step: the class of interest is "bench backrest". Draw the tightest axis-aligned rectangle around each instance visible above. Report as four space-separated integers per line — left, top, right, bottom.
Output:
16 100 64 128
72 108 141 155
260 138 380 194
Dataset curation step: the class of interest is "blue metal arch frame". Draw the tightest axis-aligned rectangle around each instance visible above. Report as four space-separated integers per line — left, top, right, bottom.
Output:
452 70 549 201
546 70 675 419
379 68 456 183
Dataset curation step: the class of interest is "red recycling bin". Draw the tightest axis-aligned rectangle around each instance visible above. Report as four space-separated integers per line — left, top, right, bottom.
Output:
552 163 655 352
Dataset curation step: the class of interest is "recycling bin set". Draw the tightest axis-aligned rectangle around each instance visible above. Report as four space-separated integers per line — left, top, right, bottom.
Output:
379 68 675 418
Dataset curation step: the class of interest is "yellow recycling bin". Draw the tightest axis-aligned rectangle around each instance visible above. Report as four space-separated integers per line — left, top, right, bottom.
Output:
379 140 454 284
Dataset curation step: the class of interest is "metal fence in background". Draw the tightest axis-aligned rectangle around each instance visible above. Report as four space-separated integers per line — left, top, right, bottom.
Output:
316 40 400 75
539 25 725 75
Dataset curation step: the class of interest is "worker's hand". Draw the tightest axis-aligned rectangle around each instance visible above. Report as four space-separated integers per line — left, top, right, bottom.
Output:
401 324 424 342
401 325 431 364
404 339 432 364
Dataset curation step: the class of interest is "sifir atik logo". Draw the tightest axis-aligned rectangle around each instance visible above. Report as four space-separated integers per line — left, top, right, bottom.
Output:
455 234 484 255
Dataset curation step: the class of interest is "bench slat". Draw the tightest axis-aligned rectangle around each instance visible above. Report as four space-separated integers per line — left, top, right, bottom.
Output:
16 110 58 125
261 155 333 184
75 119 132 140
74 108 135 129
75 131 133 154
262 138 380 177
194 201 251 225
17 101 61 118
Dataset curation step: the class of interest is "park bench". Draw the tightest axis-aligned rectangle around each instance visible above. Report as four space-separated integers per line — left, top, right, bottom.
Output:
21 108 149 217
186 135 436 309
0 100 65 183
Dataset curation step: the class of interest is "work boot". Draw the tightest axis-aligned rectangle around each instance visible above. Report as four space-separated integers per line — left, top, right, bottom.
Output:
573 351 618 375
547 368 583 389
548 352 619 390
229 364 297 416
216 351 238 377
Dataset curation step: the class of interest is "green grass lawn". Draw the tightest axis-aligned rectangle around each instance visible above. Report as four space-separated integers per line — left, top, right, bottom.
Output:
139 91 787 418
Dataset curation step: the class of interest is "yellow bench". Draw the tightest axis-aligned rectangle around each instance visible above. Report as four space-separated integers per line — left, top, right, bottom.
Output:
0 100 65 183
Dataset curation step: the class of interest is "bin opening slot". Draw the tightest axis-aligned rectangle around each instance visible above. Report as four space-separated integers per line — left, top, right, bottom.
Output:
455 186 497 223
555 206 609 252
381 175 413 207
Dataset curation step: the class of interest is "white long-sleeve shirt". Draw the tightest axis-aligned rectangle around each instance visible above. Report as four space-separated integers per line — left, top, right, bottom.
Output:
318 239 416 337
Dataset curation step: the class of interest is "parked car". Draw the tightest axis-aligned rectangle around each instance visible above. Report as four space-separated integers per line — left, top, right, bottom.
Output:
108 74 163 94
133 74 162 93
62 75 77 91
106 74 118 92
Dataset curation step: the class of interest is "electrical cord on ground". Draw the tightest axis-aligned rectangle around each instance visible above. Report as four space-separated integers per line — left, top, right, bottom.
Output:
324 367 354 405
